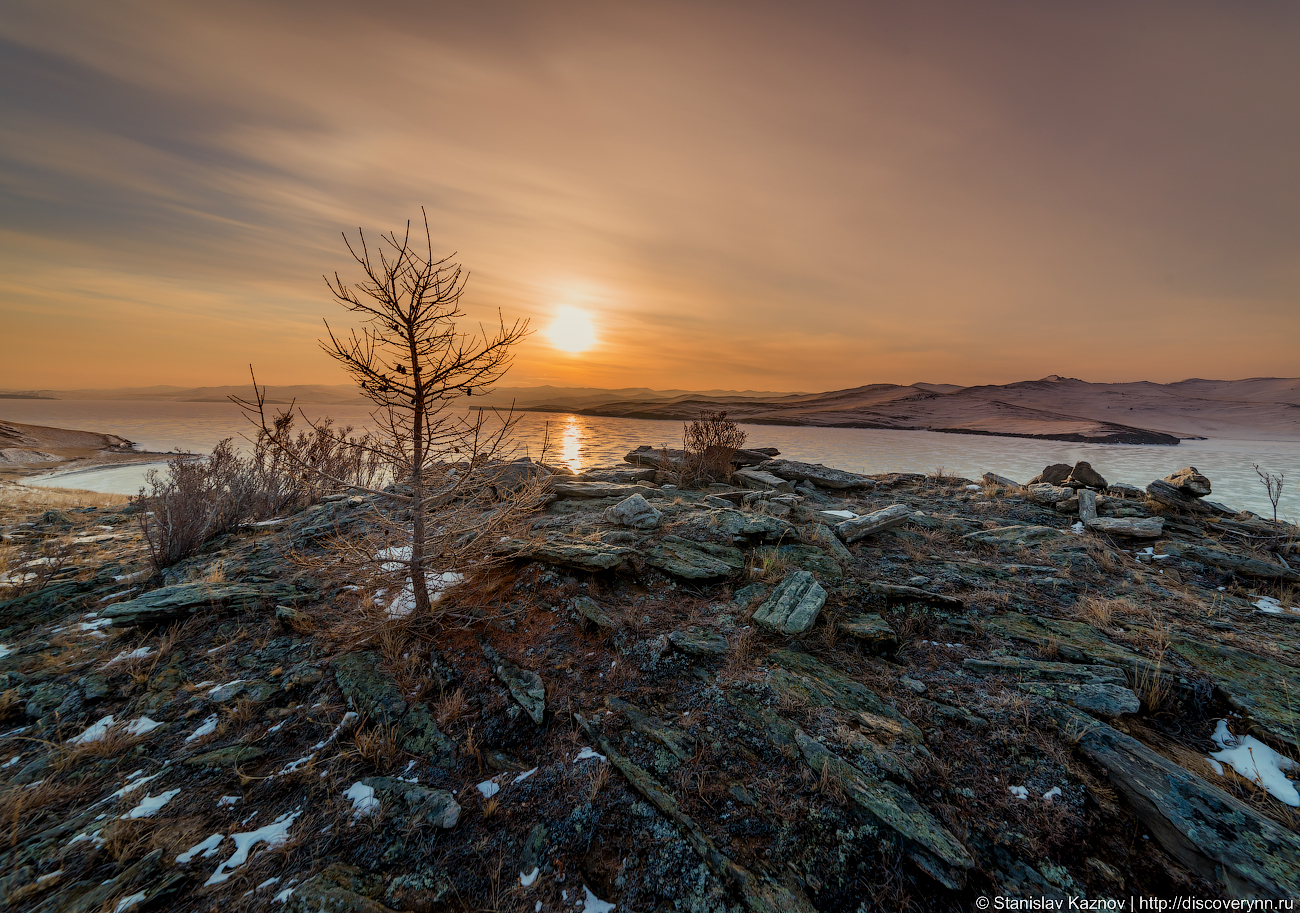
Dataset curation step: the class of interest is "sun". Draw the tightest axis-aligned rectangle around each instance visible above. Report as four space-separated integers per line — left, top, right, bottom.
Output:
546 306 597 354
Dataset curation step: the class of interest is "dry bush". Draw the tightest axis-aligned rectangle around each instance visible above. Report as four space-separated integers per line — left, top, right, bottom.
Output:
680 411 747 487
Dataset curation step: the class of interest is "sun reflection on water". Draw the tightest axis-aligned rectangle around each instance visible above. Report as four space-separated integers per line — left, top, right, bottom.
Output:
560 416 583 471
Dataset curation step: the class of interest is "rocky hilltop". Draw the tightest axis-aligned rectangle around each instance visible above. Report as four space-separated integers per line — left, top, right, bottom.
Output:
2 448 1300 911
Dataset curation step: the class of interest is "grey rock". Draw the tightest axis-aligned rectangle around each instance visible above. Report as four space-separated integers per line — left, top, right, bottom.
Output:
752 570 826 634
1085 517 1164 538
1077 489 1098 523
959 525 1076 549
623 445 684 470
1026 483 1075 504
492 536 631 571
961 657 1128 685
1180 544 1299 582
766 649 922 743
900 677 926 694
603 493 662 529
284 865 398 913
103 582 301 627
756 459 875 490
809 523 855 564
1016 680 1140 718
332 652 407 724
1146 479 1212 514
982 472 1023 489
398 702 456 763
482 644 546 724
867 582 963 609
668 508 795 545
362 777 460 828
733 468 794 492
667 627 730 656
835 504 912 543
642 536 745 579
794 729 972 889
573 595 619 629
839 613 899 653
1164 466 1212 497
576 467 657 483
1049 705 1300 900
549 480 646 500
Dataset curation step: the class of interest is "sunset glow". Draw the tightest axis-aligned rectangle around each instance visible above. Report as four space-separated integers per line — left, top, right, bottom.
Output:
546 307 598 354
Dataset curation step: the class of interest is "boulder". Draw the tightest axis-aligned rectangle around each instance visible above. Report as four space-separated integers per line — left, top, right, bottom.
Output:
623 445 684 470
732 447 781 467
1049 705 1300 900
548 480 647 500
1064 461 1108 490
756 459 875 490
1085 517 1164 538
1028 463 1072 485
835 504 912 543
751 570 826 634
1163 466 1212 498
733 468 794 492
603 493 662 529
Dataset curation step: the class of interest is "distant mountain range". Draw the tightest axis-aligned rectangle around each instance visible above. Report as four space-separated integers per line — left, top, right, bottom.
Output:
5 376 1298 443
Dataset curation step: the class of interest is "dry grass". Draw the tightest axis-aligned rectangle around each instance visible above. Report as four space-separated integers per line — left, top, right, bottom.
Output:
436 688 469 727
0 482 129 510
353 722 406 772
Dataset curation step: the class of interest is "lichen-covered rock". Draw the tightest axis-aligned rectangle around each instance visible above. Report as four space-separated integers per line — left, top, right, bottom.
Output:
482 643 546 724
838 613 898 653
960 524 1077 549
756 459 875 490
603 493 662 529
667 627 729 656
332 651 407 724
667 508 795 546
492 535 631 571
573 595 619 629
103 582 300 627
361 777 460 828
1049 705 1300 900
733 468 794 492
641 536 745 579
766 650 921 743
1026 483 1075 504
751 570 826 634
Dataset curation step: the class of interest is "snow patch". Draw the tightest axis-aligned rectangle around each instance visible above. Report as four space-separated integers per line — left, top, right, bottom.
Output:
520 867 539 887
186 714 219 742
580 884 616 912
1209 720 1300 806
123 788 181 819
205 809 301 885
1007 786 1029 800
477 779 501 799
113 891 147 913
573 747 607 763
346 782 380 818
512 767 538 784
72 715 116 744
176 833 225 864
124 717 163 737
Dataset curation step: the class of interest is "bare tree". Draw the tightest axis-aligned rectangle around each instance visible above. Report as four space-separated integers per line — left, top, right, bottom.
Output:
238 210 534 618
1254 464 1286 522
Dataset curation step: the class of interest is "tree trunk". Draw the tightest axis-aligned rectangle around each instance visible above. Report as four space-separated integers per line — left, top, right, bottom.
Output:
408 324 432 615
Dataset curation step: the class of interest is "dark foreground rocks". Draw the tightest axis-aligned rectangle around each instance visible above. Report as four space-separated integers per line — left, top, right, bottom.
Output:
1 455 1298 911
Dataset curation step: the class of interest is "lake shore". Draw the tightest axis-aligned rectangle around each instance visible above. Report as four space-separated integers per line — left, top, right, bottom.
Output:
0 419 180 486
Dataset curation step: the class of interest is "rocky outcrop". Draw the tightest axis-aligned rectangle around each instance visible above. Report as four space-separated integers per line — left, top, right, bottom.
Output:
604 493 662 529
751 571 826 634
834 504 911 543
103 582 304 627
755 459 875 490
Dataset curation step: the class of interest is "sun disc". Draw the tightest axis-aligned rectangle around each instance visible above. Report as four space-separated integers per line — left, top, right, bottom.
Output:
547 307 597 353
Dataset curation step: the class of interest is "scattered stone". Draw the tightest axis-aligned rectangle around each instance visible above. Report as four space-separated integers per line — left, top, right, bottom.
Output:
756 459 875 490
603 493 662 529
573 595 619 629
667 627 730 656
1085 517 1164 538
482 644 546 724
362 777 460 828
867 583 963 609
838 614 899 652
751 570 826 634
835 504 912 543
1026 483 1075 504
1163 467 1212 497
103 582 302 627
733 468 794 492
981 472 1023 489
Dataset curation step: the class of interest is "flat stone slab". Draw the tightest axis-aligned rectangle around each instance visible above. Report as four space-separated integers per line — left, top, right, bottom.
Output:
641 536 745 579
1026 483 1075 504
733 468 793 492
962 657 1127 686
492 536 631 571
1049 705 1300 900
667 626 730 656
838 613 898 653
795 729 972 889
573 595 619 629
867 582 963 608
1086 517 1164 538
549 480 647 499
756 459 875 490
959 525 1076 549
482 644 546 724
667 507 796 545
1179 544 1299 582
103 582 299 627
766 649 921 743
1016 680 1140 718
1171 637 1300 750
752 570 826 634
835 504 912 543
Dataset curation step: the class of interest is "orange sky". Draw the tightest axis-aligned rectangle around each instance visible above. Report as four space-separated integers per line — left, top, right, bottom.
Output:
2 1 1299 392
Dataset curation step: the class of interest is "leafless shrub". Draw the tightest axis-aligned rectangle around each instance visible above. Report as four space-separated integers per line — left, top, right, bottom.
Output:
1254 464 1286 522
680 411 747 487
